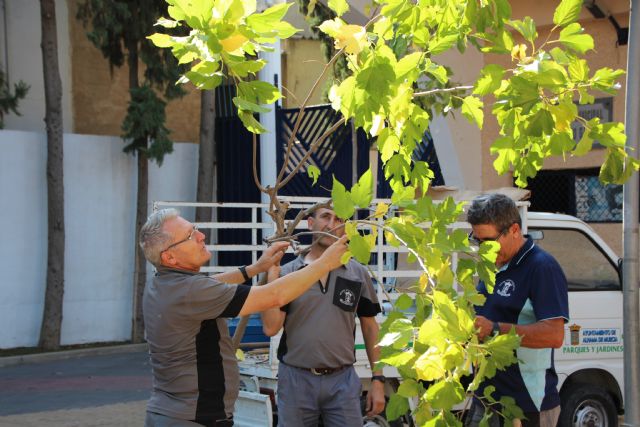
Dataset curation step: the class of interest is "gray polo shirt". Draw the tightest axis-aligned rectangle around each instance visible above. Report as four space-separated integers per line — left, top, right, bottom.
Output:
143 267 251 423
277 256 381 369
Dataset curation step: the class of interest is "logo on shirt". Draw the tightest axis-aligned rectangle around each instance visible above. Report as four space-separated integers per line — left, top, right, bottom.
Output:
339 289 356 306
496 279 515 297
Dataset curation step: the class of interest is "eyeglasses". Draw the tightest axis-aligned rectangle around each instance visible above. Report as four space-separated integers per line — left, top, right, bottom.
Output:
468 227 509 246
162 225 198 252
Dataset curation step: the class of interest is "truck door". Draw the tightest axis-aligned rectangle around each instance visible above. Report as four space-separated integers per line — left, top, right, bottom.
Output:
530 226 622 427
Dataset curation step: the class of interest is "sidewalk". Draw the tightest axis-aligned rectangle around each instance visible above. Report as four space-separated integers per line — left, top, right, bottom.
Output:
0 344 150 427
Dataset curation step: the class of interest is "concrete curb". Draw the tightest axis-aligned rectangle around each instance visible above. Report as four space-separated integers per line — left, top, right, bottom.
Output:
0 343 148 368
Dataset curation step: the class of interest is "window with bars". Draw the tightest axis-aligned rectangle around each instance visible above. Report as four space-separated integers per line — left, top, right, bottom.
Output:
526 168 622 223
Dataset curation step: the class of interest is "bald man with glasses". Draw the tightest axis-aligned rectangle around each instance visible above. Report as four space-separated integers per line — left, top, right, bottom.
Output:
139 209 348 427
465 194 569 427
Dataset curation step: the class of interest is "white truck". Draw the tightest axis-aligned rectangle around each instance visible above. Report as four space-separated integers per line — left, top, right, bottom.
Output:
154 195 624 427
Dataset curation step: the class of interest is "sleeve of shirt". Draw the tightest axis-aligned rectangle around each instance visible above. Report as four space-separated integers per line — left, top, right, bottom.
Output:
185 275 251 320
278 260 299 313
530 256 569 323
356 264 381 318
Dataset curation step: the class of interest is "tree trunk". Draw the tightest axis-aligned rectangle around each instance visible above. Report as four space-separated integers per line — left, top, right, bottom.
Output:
39 0 65 351
196 90 217 243
126 35 148 343
132 149 148 343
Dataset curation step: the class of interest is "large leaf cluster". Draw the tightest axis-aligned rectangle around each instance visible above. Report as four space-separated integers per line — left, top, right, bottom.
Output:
154 0 634 423
149 0 300 133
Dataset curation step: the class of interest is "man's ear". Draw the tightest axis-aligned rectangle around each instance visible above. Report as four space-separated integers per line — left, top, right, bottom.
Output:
512 222 522 236
307 216 315 229
160 250 177 266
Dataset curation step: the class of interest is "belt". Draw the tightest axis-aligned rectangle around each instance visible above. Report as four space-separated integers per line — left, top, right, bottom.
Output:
299 365 348 376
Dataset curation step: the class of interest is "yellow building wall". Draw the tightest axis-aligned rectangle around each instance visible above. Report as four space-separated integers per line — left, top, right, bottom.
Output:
68 0 200 143
281 38 329 108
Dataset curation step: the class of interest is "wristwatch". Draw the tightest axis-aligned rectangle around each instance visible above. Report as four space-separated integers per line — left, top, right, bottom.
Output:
492 321 501 336
371 375 386 383
239 265 251 282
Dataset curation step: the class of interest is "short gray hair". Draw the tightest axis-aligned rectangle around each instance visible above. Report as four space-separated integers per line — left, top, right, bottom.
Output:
139 208 180 266
467 193 521 231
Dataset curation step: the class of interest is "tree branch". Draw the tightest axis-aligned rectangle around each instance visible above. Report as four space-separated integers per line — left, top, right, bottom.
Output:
413 85 474 98
277 117 346 189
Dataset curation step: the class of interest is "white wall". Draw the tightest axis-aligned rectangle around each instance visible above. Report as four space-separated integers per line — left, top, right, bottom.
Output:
0 130 197 348
0 0 74 132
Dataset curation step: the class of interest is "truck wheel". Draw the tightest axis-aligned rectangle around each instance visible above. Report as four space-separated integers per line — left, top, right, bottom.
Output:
559 384 618 427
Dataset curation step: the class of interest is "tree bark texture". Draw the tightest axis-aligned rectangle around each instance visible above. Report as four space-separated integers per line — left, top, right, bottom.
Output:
132 149 149 343
39 0 65 351
196 90 217 243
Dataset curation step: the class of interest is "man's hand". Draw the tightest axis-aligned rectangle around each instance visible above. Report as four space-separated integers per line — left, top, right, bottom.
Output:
475 315 494 341
252 241 289 274
318 235 348 269
366 380 386 416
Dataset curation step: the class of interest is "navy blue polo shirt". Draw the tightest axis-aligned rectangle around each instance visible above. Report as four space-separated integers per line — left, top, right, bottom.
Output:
475 237 569 413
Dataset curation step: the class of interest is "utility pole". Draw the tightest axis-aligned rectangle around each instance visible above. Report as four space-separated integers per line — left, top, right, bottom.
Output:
622 1 640 426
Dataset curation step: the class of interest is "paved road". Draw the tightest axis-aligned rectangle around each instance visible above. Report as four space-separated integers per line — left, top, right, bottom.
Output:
0 348 151 426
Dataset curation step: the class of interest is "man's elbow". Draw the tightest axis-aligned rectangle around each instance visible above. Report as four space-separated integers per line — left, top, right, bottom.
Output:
263 324 280 337
550 335 564 348
550 329 565 348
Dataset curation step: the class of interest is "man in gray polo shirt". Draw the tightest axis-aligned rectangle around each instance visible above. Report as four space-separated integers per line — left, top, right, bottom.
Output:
261 207 385 427
139 209 348 427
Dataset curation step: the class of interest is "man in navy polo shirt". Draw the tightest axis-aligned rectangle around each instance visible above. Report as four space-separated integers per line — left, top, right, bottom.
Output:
465 194 568 427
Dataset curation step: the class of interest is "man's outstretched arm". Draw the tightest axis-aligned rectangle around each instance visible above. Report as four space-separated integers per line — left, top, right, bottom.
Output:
240 236 348 316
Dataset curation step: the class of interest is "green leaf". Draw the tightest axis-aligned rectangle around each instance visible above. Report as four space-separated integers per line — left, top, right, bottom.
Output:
237 80 281 105
573 129 593 156
246 2 292 33
461 96 484 129
486 332 521 369
148 33 175 48
378 130 401 163
380 349 416 367
477 242 499 292
415 348 446 381
549 132 575 155
553 0 583 26
395 293 414 311
396 52 424 83
559 23 594 54
473 64 505 96
233 96 270 113
526 109 555 137
351 169 374 208
397 379 422 398
331 177 355 219
307 164 320 185
154 17 180 29
591 67 625 92
327 0 349 16
349 234 372 264
237 110 267 133
509 17 537 43
568 58 589 81
428 33 459 55
386 393 410 421
425 379 465 410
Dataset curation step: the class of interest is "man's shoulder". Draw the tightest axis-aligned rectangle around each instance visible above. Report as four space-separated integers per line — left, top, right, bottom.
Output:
344 259 369 274
154 269 222 290
281 257 305 275
528 244 562 268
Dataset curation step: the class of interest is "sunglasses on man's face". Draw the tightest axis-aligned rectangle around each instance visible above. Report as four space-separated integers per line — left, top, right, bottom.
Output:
163 225 199 252
468 227 509 246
